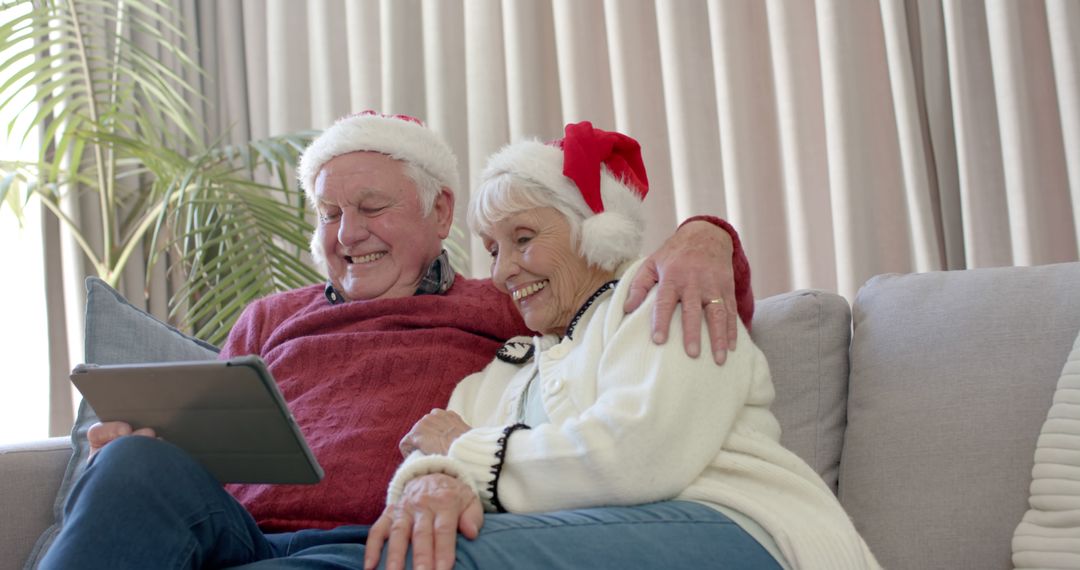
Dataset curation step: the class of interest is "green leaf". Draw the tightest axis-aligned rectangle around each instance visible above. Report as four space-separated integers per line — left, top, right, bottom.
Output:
0 56 82 106
22 93 90 147
0 171 19 207
0 33 76 81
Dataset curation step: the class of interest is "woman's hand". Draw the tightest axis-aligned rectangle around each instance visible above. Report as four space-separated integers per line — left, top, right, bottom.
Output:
87 421 157 461
399 409 472 457
624 219 737 365
364 473 483 570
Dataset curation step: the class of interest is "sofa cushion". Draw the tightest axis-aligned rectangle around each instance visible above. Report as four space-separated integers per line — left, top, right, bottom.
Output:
839 262 1080 570
0 438 70 570
752 289 851 494
24 278 218 569
1012 328 1080 568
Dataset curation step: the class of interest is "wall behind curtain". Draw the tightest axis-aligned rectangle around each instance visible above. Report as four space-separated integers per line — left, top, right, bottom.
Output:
185 0 1079 302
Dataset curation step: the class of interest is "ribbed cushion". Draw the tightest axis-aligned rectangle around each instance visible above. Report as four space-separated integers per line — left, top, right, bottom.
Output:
1013 329 1080 568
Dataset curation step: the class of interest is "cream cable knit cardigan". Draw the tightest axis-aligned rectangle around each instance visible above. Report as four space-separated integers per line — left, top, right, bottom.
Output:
387 259 881 569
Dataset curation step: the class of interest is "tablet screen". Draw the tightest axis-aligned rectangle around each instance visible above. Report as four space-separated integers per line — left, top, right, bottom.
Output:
71 356 323 484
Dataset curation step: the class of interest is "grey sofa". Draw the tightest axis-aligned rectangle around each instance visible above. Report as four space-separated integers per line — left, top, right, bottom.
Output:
3 261 1078 570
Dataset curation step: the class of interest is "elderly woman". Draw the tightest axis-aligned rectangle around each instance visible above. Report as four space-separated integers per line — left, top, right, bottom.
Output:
365 123 880 570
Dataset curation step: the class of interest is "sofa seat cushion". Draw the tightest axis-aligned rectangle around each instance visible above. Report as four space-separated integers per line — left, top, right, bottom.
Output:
0 438 70 570
840 262 1080 570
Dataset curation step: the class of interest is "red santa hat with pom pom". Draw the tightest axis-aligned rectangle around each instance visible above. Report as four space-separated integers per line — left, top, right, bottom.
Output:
480 121 649 271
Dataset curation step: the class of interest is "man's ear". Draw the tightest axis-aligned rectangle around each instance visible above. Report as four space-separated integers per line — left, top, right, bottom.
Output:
433 187 455 240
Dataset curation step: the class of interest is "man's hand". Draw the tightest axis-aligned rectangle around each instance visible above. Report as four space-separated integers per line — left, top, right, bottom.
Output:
364 473 483 570
87 421 157 461
624 220 737 365
399 409 472 457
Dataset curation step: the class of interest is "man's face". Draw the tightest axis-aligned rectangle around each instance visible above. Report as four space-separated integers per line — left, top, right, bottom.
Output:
313 151 453 301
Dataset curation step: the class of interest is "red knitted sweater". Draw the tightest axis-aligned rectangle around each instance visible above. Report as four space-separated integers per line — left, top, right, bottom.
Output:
220 277 529 531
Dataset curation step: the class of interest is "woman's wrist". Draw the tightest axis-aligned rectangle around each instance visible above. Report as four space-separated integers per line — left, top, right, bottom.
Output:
385 453 476 506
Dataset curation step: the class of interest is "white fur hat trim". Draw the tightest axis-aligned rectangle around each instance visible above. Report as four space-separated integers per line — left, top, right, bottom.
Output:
298 114 459 202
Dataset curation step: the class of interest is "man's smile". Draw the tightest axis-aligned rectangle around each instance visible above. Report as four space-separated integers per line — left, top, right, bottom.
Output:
345 251 387 264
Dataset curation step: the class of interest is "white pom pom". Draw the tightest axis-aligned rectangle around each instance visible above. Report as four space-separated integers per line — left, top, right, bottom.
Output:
580 212 642 271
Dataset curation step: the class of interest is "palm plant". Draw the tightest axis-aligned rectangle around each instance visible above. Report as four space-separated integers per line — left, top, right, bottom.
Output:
0 0 322 345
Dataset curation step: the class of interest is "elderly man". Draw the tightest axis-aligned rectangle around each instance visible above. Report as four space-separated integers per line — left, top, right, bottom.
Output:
40 112 753 569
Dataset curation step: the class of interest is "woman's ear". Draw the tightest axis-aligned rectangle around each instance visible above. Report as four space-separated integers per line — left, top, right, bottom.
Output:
434 187 455 240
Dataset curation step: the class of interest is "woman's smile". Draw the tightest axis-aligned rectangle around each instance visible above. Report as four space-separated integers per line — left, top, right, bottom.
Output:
511 280 549 302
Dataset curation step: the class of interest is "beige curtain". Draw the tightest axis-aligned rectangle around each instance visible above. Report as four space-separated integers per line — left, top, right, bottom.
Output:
192 0 1079 298
45 0 1080 431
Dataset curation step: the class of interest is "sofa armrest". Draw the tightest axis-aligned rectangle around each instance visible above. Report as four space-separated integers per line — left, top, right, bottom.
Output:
0 437 72 570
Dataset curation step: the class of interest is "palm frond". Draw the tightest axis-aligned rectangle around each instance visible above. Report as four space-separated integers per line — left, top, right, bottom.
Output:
1 0 323 343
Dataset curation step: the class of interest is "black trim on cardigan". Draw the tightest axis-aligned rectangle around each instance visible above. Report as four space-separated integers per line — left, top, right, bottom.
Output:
488 423 532 513
564 280 618 340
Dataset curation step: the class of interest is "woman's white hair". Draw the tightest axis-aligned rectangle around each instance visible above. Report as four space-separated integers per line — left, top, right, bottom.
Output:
468 172 591 249
469 140 644 271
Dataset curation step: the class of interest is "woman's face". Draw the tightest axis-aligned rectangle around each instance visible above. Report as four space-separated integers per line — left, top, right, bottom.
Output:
482 207 615 336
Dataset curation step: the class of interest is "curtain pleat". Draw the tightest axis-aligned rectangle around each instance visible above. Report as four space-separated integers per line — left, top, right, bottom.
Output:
204 1 250 146
911 0 965 270
765 0 837 292
551 0 615 127
605 0 678 254
308 0 350 129
345 1 382 113
986 0 1077 266
266 0 311 134
709 0 792 295
463 0 510 275
818 0 915 298
241 0 269 141
381 0 426 118
502 0 561 142
655 1 727 224
1046 0 1080 249
942 0 1009 267
882 0 941 274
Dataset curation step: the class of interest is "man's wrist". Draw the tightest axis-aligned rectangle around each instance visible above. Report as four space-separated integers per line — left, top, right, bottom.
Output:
679 216 734 252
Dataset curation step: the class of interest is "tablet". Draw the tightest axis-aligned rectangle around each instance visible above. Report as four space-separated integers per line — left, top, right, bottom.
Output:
71 356 324 485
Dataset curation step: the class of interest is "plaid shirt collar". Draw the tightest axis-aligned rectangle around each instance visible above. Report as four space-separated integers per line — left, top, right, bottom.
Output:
324 250 456 305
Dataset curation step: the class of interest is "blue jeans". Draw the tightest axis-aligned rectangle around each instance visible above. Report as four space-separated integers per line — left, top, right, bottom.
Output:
40 436 780 569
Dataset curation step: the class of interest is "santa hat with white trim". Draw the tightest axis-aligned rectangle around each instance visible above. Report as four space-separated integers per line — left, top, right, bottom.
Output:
480 121 649 271
297 111 459 203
